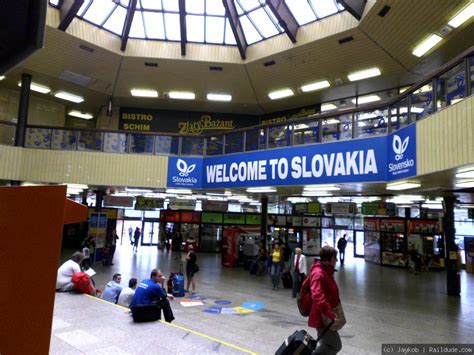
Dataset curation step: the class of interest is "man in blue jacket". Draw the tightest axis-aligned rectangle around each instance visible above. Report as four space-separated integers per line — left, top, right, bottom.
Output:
101 273 123 303
130 269 175 323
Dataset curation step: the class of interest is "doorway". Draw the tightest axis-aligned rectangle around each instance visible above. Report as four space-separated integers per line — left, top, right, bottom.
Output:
142 220 160 246
354 231 365 258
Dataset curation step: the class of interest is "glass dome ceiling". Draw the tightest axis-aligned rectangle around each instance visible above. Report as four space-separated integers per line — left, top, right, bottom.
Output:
49 0 344 46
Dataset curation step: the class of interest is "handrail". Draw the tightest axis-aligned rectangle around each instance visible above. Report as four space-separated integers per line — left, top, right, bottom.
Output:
2 46 473 154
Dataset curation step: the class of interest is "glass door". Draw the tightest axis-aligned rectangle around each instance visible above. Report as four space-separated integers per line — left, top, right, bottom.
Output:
142 221 160 246
354 231 365 257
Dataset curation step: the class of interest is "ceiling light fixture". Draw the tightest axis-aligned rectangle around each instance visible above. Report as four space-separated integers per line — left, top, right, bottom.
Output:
18 81 51 94
246 187 277 193
412 34 442 57
301 80 330 93
166 188 193 194
448 3 474 28
352 94 381 105
131 89 158 97
455 180 474 188
169 91 195 100
68 110 93 120
207 93 232 102
304 185 340 191
302 192 333 197
268 88 294 100
0 76 5 80
386 181 421 191
321 103 337 111
347 67 381 82
66 183 89 190
287 197 310 203
54 91 84 103
456 169 474 179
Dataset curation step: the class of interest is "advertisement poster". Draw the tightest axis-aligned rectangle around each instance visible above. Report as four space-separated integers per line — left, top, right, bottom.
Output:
302 228 321 256
364 231 380 264
88 212 108 249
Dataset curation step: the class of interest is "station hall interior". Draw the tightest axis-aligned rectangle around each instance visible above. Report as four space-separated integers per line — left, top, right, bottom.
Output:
1 0 474 354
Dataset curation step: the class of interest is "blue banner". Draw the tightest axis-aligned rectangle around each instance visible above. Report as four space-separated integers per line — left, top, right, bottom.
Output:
167 125 416 189
387 124 416 180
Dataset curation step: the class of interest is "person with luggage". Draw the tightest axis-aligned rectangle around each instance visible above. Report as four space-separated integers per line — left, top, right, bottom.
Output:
56 251 84 292
308 246 344 354
185 245 198 293
271 244 283 290
130 269 175 323
292 247 307 298
337 234 348 266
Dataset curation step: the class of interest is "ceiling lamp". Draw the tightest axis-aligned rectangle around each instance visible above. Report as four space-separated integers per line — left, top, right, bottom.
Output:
456 169 474 179
169 91 195 100
131 89 158 97
347 67 381 82
0 76 5 80
246 187 277 193
352 94 381 105
386 181 421 190
166 188 193 194
18 81 51 94
301 80 330 93
455 180 474 188
287 197 310 203
54 91 84 103
448 3 474 28
68 111 93 120
268 88 294 100
321 103 337 111
302 192 333 197
304 185 340 191
412 34 442 57
207 93 232 102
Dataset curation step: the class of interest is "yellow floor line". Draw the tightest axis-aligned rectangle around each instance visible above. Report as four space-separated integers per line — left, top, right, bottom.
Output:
83 294 258 354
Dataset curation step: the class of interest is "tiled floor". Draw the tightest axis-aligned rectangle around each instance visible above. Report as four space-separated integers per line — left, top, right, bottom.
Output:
51 244 474 354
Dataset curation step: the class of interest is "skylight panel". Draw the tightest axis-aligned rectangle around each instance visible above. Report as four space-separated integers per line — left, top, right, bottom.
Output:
234 1 245 16
237 0 263 12
140 0 162 10
284 0 316 25
224 19 237 45
49 0 59 6
83 1 116 25
206 16 225 44
187 15 205 42
120 0 130 6
206 0 226 16
310 0 339 18
186 0 204 14
143 12 166 39
77 0 92 16
129 11 146 38
164 13 181 40
103 6 127 35
239 16 262 44
162 0 179 12
249 7 279 38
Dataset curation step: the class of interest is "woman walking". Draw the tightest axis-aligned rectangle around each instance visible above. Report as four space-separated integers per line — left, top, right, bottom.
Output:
270 244 283 290
185 245 198 293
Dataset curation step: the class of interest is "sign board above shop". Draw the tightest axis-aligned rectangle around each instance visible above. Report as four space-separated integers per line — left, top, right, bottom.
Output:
168 199 196 210
103 195 134 208
119 107 259 134
167 125 417 189
135 196 164 210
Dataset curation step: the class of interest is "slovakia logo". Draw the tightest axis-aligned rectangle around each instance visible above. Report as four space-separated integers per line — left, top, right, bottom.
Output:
392 135 409 161
177 159 196 177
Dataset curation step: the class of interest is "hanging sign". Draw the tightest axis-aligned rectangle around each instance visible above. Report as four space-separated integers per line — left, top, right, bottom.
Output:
103 195 134 208
168 199 196 210
135 196 164 210
325 203 356 215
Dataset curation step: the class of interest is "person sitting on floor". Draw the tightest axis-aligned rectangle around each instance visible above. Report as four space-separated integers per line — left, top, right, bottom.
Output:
130 269 175 323
117 278 138 308
56 251 84 292
101 273 124 304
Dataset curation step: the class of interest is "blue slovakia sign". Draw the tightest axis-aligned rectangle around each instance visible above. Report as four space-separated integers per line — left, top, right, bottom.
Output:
166 124 416 189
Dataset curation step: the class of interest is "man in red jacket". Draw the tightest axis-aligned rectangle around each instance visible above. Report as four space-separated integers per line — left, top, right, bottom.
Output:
308 246 342 354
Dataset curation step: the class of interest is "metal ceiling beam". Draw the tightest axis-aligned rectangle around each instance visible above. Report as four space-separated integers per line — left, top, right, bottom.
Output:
266 0 298 43
120 0 137 51
336 0 367 21
222 0 247 60
58 0 84 31
179 0 187 56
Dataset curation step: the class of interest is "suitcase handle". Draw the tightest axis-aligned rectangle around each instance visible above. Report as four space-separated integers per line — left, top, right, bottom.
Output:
315 320 335 343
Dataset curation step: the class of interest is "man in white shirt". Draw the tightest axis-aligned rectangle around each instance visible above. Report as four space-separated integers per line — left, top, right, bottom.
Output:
292 247 307 298
56 252 83 291
117 278 138 308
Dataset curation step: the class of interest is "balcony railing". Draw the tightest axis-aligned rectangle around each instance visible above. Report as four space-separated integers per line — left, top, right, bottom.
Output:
1 47 473 156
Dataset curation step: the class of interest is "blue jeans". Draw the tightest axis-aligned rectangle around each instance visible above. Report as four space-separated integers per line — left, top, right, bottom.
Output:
271 262 281 289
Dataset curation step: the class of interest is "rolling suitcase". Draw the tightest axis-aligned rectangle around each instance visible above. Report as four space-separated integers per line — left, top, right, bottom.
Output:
275 322 334 355
172 273 185 297
281 271 293 288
